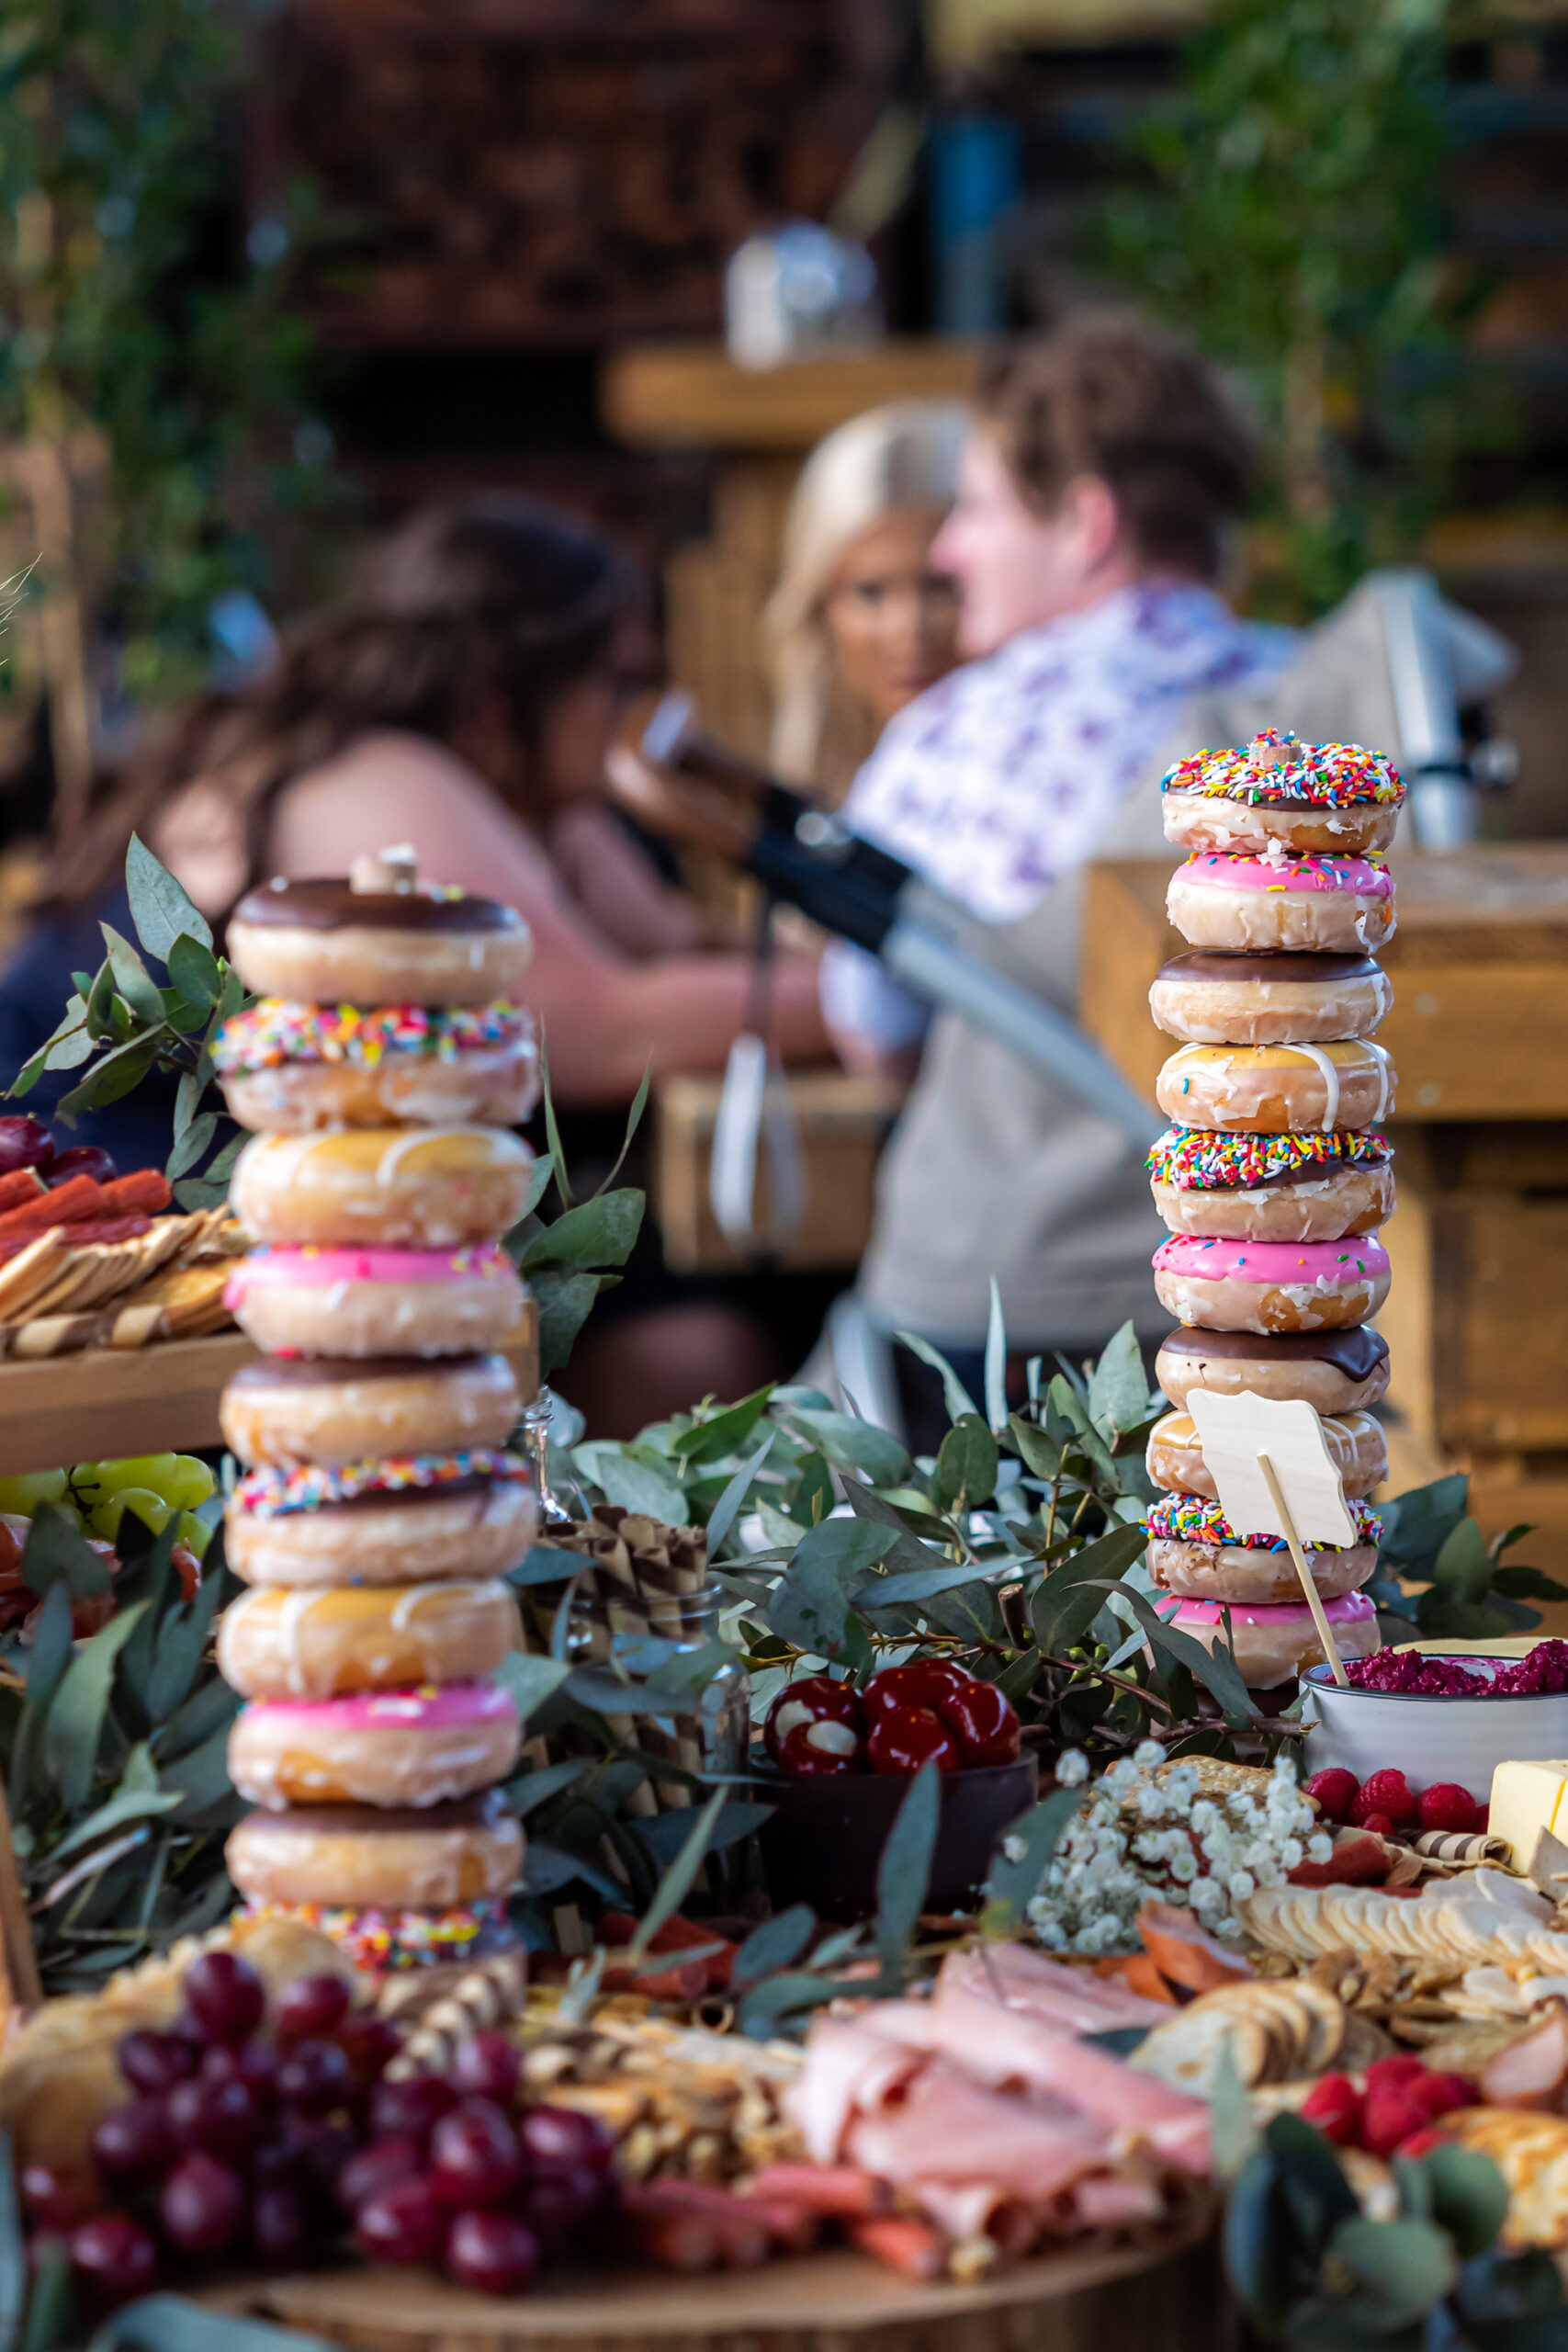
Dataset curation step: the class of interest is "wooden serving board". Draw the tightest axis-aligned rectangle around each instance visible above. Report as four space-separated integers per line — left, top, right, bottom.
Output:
205 2211 1225 2352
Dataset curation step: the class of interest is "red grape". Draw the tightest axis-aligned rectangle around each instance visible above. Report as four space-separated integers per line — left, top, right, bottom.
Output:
446 2209 538 2297
355 2176 444 2266
251 2183 310 2268
518 2104 616 2178
512 2163 602 2249
167 2075 260 2162
201 2038 278 2105
338 2137 424 2216
159 2153 246 2256
252 2139 308 2190
281 2113 360 2198
451 2031 520 2105
430 2099 521 2211
0 1117 54 1178
336 2013 401 2088
69 2214 158 2304
93 2098 177 2181
368 2075 456 2144
46 1144 115 1187
273 1973 351 2043
118 2027 200 2097
276 2036 352 2115
183 1951 265 2044
20 2162 98 2232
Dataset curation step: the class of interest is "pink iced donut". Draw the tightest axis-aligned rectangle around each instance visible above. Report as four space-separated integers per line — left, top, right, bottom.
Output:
1166 1591 1380 1690
1167 852 1396 953
1152 1233 1391 1334
225 1244 526 1358
228 1683 521 1811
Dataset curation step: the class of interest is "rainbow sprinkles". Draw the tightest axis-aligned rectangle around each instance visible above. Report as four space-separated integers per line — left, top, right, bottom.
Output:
1162 729 1404 810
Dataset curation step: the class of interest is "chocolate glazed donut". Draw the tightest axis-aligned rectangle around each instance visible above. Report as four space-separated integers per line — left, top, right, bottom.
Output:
1150 951 1394 1047
228 878 533 1008
1155 1326 1390 1415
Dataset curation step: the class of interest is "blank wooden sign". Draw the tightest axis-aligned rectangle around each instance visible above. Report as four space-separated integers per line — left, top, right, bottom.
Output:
1186 1388 1355 1546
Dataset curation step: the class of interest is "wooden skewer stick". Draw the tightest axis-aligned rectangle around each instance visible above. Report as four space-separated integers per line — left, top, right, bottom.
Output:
1258 1450 1348 1688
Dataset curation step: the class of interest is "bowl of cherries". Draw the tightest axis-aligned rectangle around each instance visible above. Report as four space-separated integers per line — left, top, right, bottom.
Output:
20 1948 616 2310
752 1661 1037 1920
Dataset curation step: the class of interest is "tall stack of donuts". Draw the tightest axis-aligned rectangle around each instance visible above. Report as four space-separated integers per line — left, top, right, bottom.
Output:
210 854 543 1969
1141 732 1403 1691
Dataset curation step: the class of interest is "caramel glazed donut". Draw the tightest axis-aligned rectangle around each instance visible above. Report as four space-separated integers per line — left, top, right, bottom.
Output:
219 1569 520 1699
214 1000 539 1133
231 1125 536 1252
227 875 534 1010
1153 1232 1391 1334
225 1245 526 1361
1145 1489 1383 1609
227 1791 523 1914
1156 1037 1393 1136
229 1683 522 1811
1147 1407 1387 1503
1156 1325 1390 1417
1147 1127 1394 1245
1160 729 1404 860
225 1448 536 1589
1150 950 1393 1048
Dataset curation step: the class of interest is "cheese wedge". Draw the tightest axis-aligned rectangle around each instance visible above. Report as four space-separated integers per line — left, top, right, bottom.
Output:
1490 1759 1568 1873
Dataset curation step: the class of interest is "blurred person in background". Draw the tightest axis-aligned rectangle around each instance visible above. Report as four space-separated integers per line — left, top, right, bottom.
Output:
0 494 829 1428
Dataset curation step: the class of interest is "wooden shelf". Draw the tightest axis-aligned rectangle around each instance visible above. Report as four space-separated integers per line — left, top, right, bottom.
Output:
603 341 983 454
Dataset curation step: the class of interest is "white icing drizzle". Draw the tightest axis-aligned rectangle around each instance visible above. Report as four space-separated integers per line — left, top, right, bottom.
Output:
1289 1044 1340 1131
389 1577 478 1632
374 1125 493 1188
276 1587 324 1695
1365 1039 1393 1123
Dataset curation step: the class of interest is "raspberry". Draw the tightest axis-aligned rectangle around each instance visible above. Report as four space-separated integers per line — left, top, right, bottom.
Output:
1350 1770 1416 1827
1303 1769 1359 1825
1415 2072 1472 2119
1417 1783 1480 1835
1363 2083 1434 2158
1358 1811 1395 1837
1367 2055 1428 2088
1395 2124 1447 2159
1301 2072 1362 2147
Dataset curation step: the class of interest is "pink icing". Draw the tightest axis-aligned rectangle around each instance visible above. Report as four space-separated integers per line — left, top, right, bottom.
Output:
1153 1234 1389 1281
1172 1592 1376 1629
225 1243 513 1300
238 1684 518 1733
1177 853 1393 897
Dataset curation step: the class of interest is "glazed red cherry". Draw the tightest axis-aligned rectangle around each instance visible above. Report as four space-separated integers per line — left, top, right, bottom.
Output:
355 2175 444 2266
451 2031 520 2105
201 2038 278 2105
251 2183 310 2268
168 2074 260 2162
446 2209 539 2297
20 2162 98 2232
183 1951 265 2044
93 2098 177 2181
160 2151 246 2256
336 2013 401 2087
118 2027 200 2096
513 2162 602 2246
69 2213 158 2304
369 2074 457 2144
273 1973 351 2043
518 2104 616 2178
338 2136 424 2216
430 2098 521 2210
276 2036 352 2115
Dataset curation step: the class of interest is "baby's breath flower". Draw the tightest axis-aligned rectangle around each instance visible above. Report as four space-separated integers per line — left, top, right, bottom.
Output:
1056 1748 1089 1788
1227 1869 1256 1901
1001 1834 1027 1865
1134 1738 1165 1770
1168 1848 1198 1883
1307 1833 1333 1864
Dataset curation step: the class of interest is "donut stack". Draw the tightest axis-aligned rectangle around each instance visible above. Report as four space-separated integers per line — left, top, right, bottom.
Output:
1141 732 1404 1690
211 854 542 1969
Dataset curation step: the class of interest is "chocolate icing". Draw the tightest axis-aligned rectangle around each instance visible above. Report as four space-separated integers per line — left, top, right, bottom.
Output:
233 1475 500 1517
1156 950 1381 985
248 1791 507 1838
230 1353 495 1388
232 878 521 933
1156 1326 1389 1375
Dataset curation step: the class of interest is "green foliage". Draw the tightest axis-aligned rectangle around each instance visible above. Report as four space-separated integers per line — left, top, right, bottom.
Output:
1368 1472 1567 1641
1089 0 1509 615
0 0 341 703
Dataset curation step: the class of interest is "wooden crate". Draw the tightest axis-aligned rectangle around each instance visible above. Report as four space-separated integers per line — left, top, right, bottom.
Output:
653 1069 904 1274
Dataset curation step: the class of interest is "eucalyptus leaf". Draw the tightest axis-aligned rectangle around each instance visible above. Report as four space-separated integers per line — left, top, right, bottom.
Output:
165 932 222 1009
733 1903 815 1984
1115 1586 1259 1727
1323 2215 1457 2330
501 1758 592 1815
126 831 213 956
55 1032 160 1121
99 923 168 1026
784 1408 910 1487
47 1786 181 1865
769 1552 851 1658
164 1719 245 1820
1030 1520 1149 1654
857 1556 994 1610
491 1651 571 1724
628 1788 725 1959
146 1560 229 1721
515 1189 643 1275
705 1430 775 1556
164 1111 218 1181
894 1329 979 1422
43 1604 151 1810
571 1444 687 1527
1408 2142 1508 2258
672 1385 774 1465
931 1415 998 1515
25 1579 77 1710
874 1760 939 1983
504 1545 589 1588
631 1798 772 1869
532 1269 609 1380
981 1784 1083 1932
1086 1318 1149 1442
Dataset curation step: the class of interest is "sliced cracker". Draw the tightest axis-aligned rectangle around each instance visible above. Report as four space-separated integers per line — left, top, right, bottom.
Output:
1130 2004 1271 2098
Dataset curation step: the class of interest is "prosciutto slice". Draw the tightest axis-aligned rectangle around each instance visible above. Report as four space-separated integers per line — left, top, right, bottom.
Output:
935 1942 1173 2033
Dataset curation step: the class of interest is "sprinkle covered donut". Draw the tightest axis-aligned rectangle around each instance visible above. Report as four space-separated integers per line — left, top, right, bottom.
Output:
217 1575 520 1700
225 1449 536 1589
228 1683 522 1811
224 1245 526 1359
226 1792 523 1914
220 1353 522 1469
1146 1408 1387 1503
1146 1488 1381 1610
215 1000 539 1133
1148 1125 1393 1243
1161 730 1404 859
1155 1325 1390 1415
1155 1038 1393 1134
1152 1232 1391 1333
1149 949 1393 1047
1164 1590 1380 1690
1168 851 1396 955
231 1125 535 1250
228 875 533 1009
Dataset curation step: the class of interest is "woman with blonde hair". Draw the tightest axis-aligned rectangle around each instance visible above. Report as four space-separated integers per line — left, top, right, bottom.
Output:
762 400 967 800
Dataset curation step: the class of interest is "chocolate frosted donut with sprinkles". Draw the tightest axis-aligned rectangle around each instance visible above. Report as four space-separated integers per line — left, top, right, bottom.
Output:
224 1446 536 1590
1161 729 1404 858
1148 1124 1393 1243
215 998 539 1133
1167 849 1396 955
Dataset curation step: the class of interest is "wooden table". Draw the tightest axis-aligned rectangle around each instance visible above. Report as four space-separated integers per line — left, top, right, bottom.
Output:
1082 846 1568 1574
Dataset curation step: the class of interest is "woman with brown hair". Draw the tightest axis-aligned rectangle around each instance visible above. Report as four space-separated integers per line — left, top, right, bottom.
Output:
0 494 829 1423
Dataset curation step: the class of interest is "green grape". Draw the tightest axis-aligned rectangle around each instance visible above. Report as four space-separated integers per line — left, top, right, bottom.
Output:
0 1469 67 1517
88 1487 172 1543
175 1511 211 1558
79 1454 182 1508
163 1456 217 1510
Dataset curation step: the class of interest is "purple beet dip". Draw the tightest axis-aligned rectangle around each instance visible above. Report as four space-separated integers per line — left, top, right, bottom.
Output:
1345 1639 1568 1697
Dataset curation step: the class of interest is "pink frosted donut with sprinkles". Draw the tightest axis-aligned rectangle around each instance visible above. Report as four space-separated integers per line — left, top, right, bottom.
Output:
1161 730 1404 857
1147 1124 1393 1244
1163 1589 1380 1690
228 1682 523 1812
224 1242 526 1361
1167 848 1395 955
1152 1231 1391 1334
214 999 539 1134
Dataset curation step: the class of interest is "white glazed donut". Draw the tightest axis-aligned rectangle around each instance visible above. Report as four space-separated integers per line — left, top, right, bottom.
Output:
217 1576 520 1701
1167 852 1395 954
226 1792 523 1911
225 1452 536 1589
1149 951 1393 1047
1152 1233 1391 1334
224 1245 527 1360
1155 1039 1394 1133
215 1001 538 1133
228 1685 521 1810
1146 1408 1387 1501
220 1353 521 1468
1163 791 1397 858
228 878 532 1009
1160 733 1404 860
1163 1591 1381 1690
1148 1126 1393 1243
231 1126 535 1250
1155 1326 1390 1416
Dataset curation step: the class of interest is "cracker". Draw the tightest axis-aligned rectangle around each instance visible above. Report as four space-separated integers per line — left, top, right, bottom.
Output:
1131 2005 1271 2098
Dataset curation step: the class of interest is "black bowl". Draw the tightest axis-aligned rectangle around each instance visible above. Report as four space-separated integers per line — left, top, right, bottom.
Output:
752 1757 1039 1923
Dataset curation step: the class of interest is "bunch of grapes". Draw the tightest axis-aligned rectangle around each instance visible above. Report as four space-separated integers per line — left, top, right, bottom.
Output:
22 1951 616 2305
0 1453 217 1559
